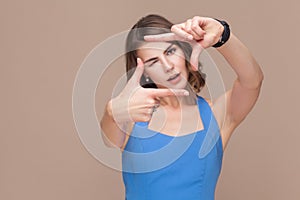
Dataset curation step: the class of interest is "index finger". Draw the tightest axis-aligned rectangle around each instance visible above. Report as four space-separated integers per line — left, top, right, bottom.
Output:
147 88 189 97
144 32 189 42
190 43 204 71
171 24 194 40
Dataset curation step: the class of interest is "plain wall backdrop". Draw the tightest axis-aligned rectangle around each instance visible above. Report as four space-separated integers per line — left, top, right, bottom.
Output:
1 0 299 199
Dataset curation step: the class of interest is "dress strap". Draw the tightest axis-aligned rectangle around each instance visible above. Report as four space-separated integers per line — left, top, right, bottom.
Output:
196 95 223 159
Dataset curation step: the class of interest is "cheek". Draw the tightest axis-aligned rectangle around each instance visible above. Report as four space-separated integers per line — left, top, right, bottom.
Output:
177 58 189 76
178 57 187 68
145 69 168 86
148 72 165 83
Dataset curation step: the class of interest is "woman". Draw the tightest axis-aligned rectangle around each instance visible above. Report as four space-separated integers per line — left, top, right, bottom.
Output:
100 14 264 200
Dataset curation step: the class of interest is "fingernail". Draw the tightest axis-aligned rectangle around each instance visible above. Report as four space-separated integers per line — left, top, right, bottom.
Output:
184 91 189 96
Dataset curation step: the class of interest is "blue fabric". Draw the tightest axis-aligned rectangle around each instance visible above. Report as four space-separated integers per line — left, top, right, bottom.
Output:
122 95 223 200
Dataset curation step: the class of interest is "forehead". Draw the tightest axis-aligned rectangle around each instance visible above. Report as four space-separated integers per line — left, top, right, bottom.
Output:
139 41 171 49
137 42 172 53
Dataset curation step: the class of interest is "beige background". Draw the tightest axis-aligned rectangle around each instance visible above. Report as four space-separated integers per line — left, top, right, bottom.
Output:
1 0 299 199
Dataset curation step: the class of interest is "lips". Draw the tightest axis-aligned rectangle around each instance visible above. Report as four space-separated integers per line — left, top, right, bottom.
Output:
167 73 180 81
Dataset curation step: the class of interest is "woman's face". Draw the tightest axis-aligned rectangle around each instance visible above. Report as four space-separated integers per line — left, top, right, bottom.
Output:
137 42 189 90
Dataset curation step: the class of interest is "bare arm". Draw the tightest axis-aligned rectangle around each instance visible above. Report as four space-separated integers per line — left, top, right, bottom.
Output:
217 33 264 90
100 100 127 148
212 33 264 149
145 16 264 150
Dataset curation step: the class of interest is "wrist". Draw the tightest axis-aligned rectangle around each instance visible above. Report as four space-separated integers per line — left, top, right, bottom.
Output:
213 19 231 48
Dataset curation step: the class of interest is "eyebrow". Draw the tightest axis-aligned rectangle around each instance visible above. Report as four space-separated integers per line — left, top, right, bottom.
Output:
143 43 174 64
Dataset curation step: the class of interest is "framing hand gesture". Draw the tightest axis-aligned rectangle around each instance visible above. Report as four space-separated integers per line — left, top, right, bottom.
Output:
144 16 224 71
110 58 189 124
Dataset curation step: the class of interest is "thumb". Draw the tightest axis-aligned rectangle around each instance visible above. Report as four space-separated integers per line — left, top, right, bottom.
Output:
190 43 203 71
129 57 145 85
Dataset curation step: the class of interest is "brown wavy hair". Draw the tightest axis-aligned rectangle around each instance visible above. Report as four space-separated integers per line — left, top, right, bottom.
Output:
125 14 206 93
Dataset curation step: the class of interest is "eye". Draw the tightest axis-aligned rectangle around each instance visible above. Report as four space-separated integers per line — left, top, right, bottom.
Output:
166 47 176 55
147 60 158 67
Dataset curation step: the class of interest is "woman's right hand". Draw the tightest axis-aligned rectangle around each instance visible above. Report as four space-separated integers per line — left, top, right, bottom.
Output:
109 58 189 125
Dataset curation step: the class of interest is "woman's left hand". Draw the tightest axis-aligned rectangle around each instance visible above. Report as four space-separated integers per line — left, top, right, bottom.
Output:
144 16 224 71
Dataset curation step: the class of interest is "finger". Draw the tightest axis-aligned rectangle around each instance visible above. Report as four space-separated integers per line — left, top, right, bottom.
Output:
129 57 145 84
144 98 160 108
145 98 160 106
140 113 152 122
144 32 184 42
191 17 206 39
154 98 160 105
147 108 154 115
171 24 194 40
190 43 204 71
147 88 189 97
184 19 202 40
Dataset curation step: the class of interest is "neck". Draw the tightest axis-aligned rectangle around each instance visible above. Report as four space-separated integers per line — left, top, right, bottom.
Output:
159 95 184 109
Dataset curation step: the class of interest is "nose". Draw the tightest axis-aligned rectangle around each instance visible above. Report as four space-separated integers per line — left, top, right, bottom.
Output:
160 56 174 73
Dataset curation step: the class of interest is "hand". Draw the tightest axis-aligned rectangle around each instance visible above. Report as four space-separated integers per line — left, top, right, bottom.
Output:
144 16 224 71
110 58 189 124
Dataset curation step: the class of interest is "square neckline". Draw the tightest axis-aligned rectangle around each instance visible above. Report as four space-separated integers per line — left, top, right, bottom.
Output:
144 95 206 138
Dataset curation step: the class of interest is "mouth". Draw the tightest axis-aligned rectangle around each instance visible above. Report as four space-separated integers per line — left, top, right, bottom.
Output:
167 73 180 81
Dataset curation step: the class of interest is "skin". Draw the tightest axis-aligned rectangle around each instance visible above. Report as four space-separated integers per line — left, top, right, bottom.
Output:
100 54 190 148
100 16 264 152
137 42 204 136
137 42 188 90
142 16 264 151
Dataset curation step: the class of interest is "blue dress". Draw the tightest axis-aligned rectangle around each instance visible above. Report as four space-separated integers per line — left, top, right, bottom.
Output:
122 95 223 200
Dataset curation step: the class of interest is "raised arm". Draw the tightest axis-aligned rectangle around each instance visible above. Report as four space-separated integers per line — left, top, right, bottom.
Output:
144 16 264 150
182 17 264 149
213 32 264 149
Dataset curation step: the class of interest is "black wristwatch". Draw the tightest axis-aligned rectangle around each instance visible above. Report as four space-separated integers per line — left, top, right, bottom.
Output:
212 19 231 48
